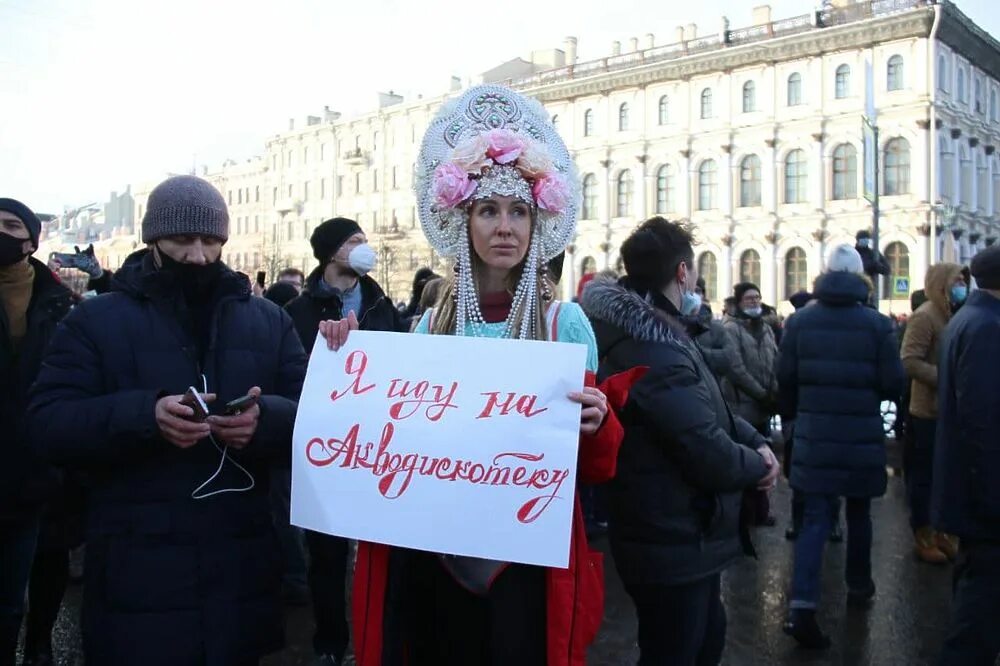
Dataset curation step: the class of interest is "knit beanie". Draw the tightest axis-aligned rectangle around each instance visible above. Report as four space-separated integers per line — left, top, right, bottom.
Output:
971 245 1000 289
141 175 229 244
0 198 41 249
311 217 362 263
826 244 864 274
734 282 760 303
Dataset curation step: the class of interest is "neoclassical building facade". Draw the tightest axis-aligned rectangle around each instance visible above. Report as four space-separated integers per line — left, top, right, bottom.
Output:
53 0 999 312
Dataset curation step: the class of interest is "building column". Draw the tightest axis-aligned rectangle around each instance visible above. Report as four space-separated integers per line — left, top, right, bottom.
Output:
602 158 614 269
681 150 693 219
636 154 649 222
811 132 825 208
764 139 778 213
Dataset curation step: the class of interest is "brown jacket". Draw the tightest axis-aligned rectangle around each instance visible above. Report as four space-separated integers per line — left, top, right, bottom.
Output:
900 263 963 419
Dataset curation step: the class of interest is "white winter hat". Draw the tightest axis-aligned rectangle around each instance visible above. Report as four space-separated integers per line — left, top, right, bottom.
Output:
826 244 864 274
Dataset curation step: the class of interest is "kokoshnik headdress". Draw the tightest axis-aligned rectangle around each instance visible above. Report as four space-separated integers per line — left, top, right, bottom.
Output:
415 84 580 339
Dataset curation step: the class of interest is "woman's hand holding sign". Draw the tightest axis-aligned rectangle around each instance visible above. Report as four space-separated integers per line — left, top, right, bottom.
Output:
319 310 360 351
569 387 607 436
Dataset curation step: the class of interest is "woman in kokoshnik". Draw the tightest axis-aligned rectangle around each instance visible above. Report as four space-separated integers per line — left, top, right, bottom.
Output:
317 85 627 665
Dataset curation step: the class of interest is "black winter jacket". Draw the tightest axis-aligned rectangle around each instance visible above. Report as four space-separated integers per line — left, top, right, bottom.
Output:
285 267 406 354
0 258 73 524
932 290 1000 541
27 250 307 665
582 278 769 586
777 271 904 498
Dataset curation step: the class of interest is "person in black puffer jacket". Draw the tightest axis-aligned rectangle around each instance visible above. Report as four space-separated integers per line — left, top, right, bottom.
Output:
582 218 777 666
27 176 306 666
778 244 903 649
0 198 74 666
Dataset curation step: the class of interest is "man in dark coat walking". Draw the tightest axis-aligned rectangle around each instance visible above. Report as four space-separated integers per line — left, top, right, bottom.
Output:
0 198 74 666
27 176 306 666
778 244 904 648
284 217 407 666
582 217 778 665
932 245 1000 665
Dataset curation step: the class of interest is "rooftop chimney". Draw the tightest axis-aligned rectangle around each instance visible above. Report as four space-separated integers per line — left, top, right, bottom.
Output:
645 33 655 49
611 40 621 56
288 119 295 131
565 36 578 64
752 4 772 26
629 37 639 52
685 24 698 41
675 26 685 43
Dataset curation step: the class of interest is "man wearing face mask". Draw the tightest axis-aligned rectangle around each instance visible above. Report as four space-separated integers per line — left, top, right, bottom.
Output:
900 262 967 565
0 198 74 666
27 176 307 666
855 229 891 292
283 216 405 666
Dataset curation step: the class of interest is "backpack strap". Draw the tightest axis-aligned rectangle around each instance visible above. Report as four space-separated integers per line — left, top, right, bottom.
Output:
545 300 562 341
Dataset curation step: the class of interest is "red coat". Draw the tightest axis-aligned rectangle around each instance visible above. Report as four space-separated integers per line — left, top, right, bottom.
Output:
351 370 636 666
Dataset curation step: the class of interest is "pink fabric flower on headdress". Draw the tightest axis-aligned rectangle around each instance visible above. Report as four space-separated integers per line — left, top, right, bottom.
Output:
515 142 554 180
532 174 571 214
484 129 525 165
433 162 477 209
450 135 491 174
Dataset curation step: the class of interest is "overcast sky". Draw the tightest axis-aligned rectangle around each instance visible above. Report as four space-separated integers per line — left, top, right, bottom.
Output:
2 0 996 213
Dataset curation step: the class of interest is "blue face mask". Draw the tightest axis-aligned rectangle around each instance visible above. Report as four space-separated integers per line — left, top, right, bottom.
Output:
681 290 703 316
950 284 968 305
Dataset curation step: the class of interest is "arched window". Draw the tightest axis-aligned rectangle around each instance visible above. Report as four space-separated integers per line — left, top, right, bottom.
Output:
582 174 598 220
616 170 633 217
583 109 594 137
700 89 713 119
939 136 954 201
658 95 670 125
655 165 675 214
832 143 858 200
785 247 808 297
698 160 718 210
742 81 756 113
938 54 949 91
882 242 910 299
977 154 988 211
698 252 718 302
787 73 803 106
835 64 851 99
739 155 762 207
784 149 808 203
740 249 761 286
974 79 984 114
618 103 630 131
957 67 967 102
883 138 911 196
992 90 999 122
887 55 904 91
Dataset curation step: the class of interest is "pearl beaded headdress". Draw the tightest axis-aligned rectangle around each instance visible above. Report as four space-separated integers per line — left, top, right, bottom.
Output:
415 84 580 339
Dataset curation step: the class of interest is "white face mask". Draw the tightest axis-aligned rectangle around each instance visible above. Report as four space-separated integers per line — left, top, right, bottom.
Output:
346 243 377 276
742 306 763 318
857 239 871 249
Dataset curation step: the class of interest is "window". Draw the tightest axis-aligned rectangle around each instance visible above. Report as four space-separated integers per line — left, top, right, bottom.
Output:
583 109 594 136
700 89 713 119
303 182 310 201
975 79 984 114
287 184 293 198
832 144 858 200
618 103 629 131
887 55 904 91
392 166 399 189
939 137 953 200
978 154 988 210
787 73 803 106
255 186 260 202
835 65 851 99
303 147 309 164
337 176 344 197
698 160 718 210
658 95 669 125
373 132 379 152
938 54 949 91
739 155 762 207
254 216 259 233
237 189 242 205
740 249 761 285
373 169 379 192
784 150 808 203
785 248 808 297
961 146 972 205
655 165 675 214
616 170 632 217
742 81 756 113
992 90 999 122
582 174 598 219
287 220 294 241
882 242 909 299
698 252 718 301
958 67 967 102
321 178 327 199
272 187 277 205
355 173 361 194
227 191 232 206
883 138 911 196
287 150 293 167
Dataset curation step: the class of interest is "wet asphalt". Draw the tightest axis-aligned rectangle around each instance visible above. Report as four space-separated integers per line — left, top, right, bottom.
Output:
33 440 958 665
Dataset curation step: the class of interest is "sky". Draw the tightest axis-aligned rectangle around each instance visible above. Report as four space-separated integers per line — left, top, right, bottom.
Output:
2 0 997 213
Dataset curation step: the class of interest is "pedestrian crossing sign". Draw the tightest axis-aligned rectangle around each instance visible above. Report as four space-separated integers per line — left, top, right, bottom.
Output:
893 276 909 296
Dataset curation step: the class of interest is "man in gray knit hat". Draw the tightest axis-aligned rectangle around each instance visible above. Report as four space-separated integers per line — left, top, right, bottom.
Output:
28 175 307 665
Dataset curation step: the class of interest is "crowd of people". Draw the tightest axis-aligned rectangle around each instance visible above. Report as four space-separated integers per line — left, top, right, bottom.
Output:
2 83 998 666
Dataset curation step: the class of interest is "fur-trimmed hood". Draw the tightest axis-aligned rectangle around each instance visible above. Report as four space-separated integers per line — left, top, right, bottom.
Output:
580 276 686 345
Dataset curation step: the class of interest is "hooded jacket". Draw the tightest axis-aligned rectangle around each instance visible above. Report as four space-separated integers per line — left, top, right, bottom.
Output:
27 249 307 665
777 271 905 498
582 278 769 586
722 311 778 430
900 263 963 419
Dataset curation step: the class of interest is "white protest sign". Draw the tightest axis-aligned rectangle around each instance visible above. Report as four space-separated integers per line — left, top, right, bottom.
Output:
291 330 587 568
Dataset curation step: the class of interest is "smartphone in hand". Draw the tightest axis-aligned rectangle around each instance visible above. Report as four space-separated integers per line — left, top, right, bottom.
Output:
224 393 259 416
179 387 210 421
